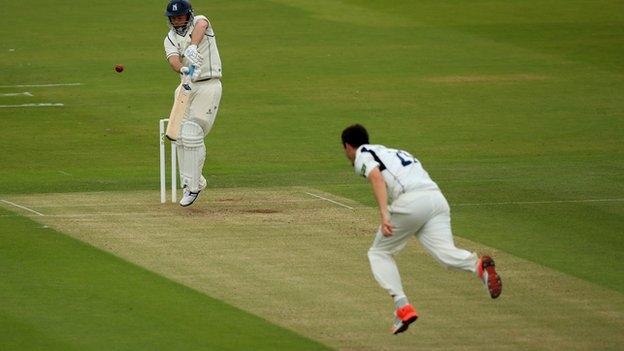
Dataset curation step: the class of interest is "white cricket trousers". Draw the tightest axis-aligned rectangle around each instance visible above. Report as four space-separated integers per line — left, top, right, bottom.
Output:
174 78 222 136
173 78 222 192
367 190 478 298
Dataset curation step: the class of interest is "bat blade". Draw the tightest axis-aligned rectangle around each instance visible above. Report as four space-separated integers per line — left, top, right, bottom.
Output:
165 88 189 141
165 72 193 141
165 66 195 141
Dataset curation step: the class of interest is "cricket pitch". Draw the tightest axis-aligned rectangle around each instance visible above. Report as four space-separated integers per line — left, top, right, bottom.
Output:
2 187 623 350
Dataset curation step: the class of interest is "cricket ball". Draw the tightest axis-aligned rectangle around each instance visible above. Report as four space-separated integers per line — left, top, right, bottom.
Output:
115 64 124 73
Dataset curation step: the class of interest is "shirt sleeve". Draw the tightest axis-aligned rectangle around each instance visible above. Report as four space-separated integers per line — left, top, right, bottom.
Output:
193 15 209 26
163 33 179 60
354 152 379 178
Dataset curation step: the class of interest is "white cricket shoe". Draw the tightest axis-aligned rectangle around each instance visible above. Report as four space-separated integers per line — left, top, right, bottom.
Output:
179 187 201 207
179 176 207 207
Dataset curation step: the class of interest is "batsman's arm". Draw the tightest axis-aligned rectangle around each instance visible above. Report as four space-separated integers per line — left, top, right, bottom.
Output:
167 55 185 74
368 167 393 236
190 18 208 45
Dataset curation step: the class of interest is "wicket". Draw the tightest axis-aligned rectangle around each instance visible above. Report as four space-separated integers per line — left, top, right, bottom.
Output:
159 118 177 203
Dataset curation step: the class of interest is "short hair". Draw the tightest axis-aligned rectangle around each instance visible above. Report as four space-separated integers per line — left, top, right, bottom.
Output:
341 124 369 148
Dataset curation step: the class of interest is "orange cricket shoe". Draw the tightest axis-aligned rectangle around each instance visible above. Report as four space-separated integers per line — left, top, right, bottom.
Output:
478 255 502 299
391 304 419 335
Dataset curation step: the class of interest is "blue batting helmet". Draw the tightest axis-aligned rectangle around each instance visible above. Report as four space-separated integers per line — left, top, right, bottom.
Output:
165 0 194 36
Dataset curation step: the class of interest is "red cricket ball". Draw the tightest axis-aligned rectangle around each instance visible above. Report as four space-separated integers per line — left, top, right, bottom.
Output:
115 64 124 73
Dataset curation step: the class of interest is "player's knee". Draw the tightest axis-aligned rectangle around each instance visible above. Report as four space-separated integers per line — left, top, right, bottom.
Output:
179 121 204 148
368 247 390 262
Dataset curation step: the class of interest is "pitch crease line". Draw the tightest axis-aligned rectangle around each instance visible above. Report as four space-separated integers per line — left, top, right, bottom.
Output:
455 198 624 206
305 192 354 210
0 103 64 108
0 92 33 97
0 200 45 216
0 83 83 88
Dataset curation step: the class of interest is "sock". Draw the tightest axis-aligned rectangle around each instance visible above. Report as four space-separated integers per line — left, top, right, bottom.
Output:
394 296 409 309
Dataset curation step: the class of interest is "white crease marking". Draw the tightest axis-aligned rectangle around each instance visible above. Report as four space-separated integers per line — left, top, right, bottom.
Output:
305 192 355 210
0 92 33 97
0 200 45 216
456 198 624 206
0 103 63 108
0 83 83 88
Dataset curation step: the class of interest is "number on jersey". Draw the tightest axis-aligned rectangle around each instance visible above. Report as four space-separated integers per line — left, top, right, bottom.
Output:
396 151 415 166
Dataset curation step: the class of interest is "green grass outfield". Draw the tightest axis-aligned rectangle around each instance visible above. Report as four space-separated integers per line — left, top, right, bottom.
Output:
1 0 623 349
0 206 329 350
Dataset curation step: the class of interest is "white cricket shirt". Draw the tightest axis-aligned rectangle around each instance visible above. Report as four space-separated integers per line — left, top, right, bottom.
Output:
163 15 222 80
353 144 440 201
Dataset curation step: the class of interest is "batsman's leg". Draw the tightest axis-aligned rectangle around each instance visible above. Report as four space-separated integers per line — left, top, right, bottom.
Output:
189 79 222 134
175 79 222 207
177 120 206 207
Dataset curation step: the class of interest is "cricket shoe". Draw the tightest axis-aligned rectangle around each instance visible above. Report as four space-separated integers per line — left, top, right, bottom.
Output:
391 304 418 335
179 176 207 207
478 255 502 299
179 187 201 207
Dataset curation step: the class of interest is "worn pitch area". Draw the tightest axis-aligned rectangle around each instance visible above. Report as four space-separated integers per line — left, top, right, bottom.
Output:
2 188 623 350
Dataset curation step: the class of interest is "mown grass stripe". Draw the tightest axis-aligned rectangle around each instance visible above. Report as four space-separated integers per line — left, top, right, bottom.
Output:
0 206 332 350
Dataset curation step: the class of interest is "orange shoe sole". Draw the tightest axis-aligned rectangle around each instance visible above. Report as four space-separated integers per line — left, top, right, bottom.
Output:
482 256 502 299
392 313 418 334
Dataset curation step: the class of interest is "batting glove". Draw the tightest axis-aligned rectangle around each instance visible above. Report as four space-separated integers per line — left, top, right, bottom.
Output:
180 66 202 82
183 44 203 67
190 67 202 82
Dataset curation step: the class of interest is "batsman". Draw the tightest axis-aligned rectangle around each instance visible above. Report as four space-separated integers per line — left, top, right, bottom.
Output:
163 0 222 206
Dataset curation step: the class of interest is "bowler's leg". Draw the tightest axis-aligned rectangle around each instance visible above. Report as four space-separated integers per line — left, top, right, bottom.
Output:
417 192 502 298
368 212 424 334
368 212 421 299
368 234 408 299
416 212 478 272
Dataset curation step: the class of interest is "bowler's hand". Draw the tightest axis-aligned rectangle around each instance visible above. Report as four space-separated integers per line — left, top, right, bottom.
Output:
381 216 393 237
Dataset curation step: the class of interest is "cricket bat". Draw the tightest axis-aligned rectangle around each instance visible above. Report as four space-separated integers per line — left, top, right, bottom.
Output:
165 66 194 141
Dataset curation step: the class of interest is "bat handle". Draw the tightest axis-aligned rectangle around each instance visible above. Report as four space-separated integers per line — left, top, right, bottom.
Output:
182 65 195 91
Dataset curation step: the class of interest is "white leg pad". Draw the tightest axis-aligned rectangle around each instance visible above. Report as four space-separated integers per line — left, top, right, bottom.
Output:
176 121 206 192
